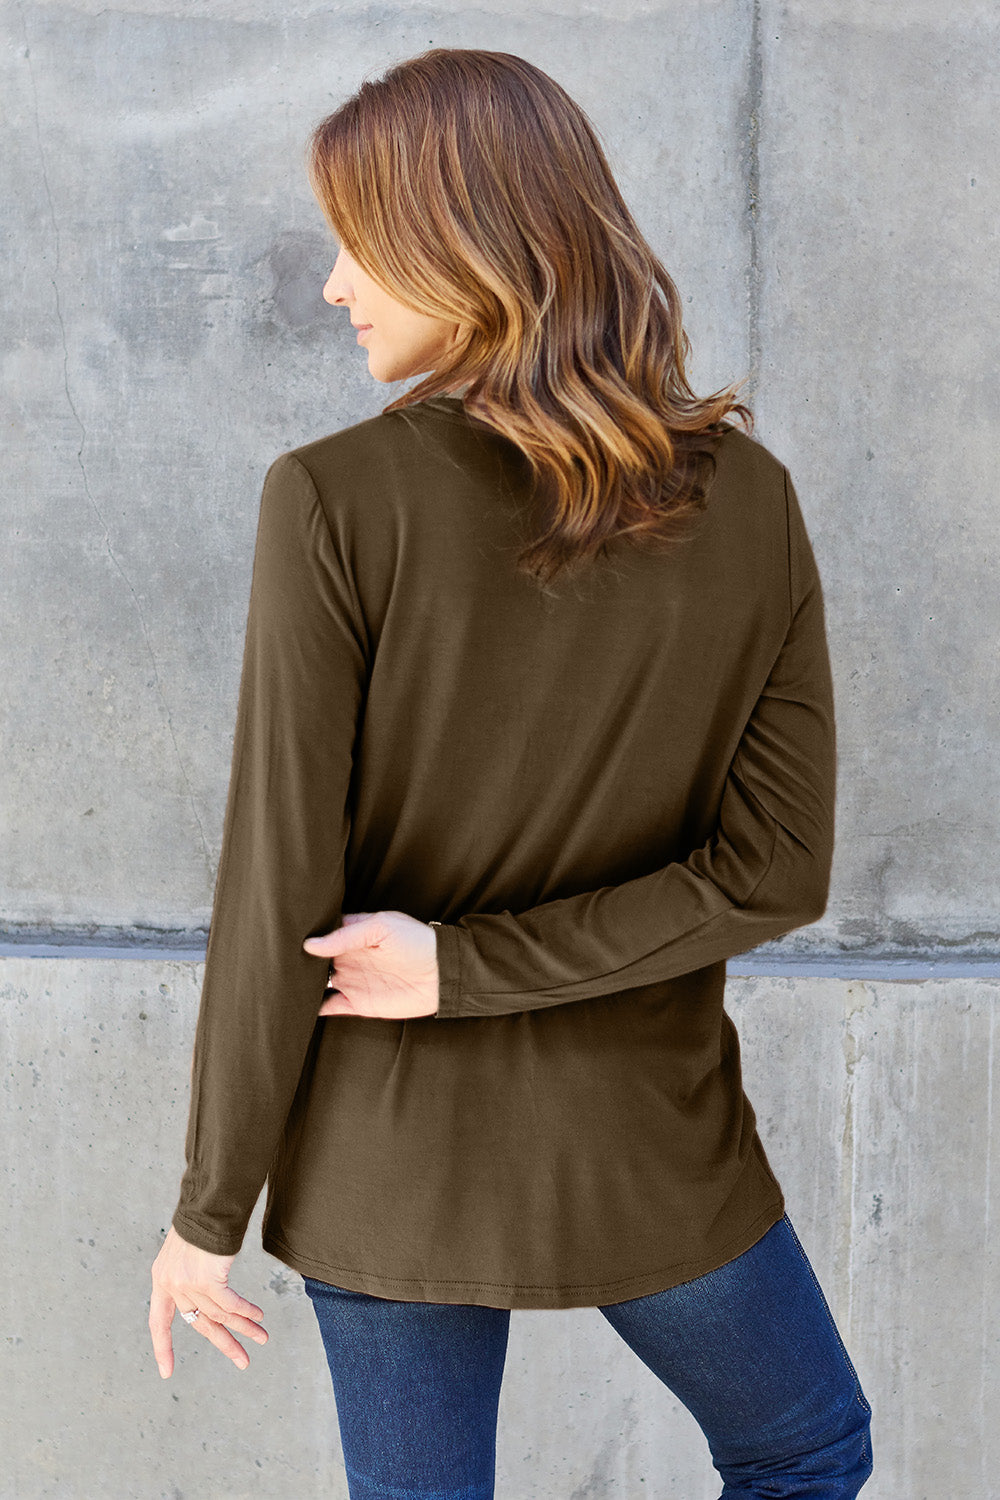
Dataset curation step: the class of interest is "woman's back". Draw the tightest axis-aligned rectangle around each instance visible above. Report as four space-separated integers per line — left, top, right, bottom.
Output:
324 397 815 933
171 392 835 1309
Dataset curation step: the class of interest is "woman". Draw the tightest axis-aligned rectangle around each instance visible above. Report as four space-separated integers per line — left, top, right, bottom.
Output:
149 47 872 1499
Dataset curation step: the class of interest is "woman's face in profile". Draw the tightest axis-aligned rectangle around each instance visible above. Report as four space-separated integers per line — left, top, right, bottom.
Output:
323 244 466 385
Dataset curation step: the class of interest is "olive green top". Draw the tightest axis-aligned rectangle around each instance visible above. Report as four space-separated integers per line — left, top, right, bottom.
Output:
171 394 836 1310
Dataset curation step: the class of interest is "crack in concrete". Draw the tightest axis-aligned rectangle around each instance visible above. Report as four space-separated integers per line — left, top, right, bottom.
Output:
835 982 866 1340
17 3 213 884
744 0 763 403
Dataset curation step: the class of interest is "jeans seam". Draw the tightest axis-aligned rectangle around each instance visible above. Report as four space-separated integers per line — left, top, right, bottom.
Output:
780 1214 873 1466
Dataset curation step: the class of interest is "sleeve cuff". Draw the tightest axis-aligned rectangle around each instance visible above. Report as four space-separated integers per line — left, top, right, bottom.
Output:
431 921 465 1019
171 1210 245 1258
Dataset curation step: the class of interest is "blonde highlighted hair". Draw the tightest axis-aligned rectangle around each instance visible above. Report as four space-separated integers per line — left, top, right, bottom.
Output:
307 48 753 585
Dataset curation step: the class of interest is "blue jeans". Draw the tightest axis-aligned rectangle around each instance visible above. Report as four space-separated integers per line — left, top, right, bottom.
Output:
302 1213 873 1499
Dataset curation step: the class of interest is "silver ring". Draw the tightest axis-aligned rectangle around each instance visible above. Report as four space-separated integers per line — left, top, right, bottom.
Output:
181 1309 200 1325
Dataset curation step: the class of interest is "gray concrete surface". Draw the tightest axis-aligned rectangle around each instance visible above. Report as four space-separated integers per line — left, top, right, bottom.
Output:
3 957 997 1497
3 0 998 1495
4 0 996 958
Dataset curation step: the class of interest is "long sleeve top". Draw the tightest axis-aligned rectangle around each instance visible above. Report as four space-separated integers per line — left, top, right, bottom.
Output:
170 394 836 1310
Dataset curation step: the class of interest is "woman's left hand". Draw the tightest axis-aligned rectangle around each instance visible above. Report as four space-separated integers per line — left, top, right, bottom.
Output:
304 911 440 1020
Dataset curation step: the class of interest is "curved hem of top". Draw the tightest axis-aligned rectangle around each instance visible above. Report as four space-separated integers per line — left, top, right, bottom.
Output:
260 1194 785 1311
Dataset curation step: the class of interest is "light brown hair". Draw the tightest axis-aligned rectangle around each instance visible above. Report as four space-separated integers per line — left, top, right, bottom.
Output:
307 48 753 584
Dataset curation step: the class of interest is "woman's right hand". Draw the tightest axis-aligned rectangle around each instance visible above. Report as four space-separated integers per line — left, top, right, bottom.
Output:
149 1224 269 1378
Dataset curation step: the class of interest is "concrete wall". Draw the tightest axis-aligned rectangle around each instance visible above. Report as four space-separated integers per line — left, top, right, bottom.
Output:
3 1 997 1495
4 958 997 1496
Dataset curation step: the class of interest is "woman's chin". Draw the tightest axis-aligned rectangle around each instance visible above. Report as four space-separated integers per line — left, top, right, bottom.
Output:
364 356 397 385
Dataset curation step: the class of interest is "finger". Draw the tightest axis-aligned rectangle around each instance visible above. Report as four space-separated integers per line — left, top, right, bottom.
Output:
322 998 364 1018
302 914 379 958
318 991 354 1017
184 1310 253 1371
189 1294 268 1343
302 934 340 958
179 1278 267 1327
148 1285 176 1379
320 996 352 1020
206 1281 266 1322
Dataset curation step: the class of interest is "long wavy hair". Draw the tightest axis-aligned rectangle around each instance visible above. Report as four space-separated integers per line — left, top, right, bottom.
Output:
306 48 753 585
